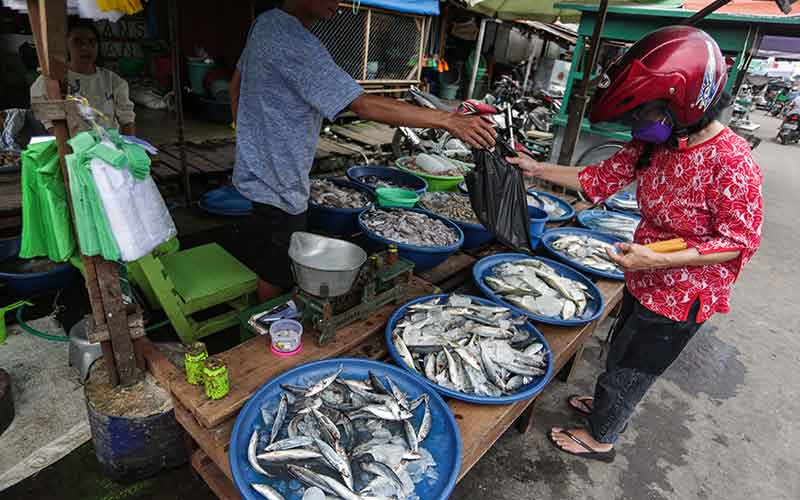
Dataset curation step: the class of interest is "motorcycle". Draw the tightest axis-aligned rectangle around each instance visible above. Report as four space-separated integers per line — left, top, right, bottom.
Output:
777 111 800 145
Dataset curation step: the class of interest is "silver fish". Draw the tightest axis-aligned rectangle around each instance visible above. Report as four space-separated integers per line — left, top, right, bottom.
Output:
255 449 322 462
314 438 353 489
393 333 418 373
251 483 285 500
363 459 404 493
287 465 338 496
418 395 432 442
361 208 459 247
264 436 315 453
424 353 437 380
403 418 419 453
312 408 341 444
305 365 343 398
269 393 288 445
248 430 271 477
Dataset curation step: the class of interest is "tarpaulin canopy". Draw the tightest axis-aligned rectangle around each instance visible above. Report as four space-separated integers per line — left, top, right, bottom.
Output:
356 0 439 15
464 0 684 22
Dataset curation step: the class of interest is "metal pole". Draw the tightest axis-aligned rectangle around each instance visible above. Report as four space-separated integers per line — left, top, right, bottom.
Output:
682 0 733 25
522 37 537 95
168 0 191 207
557 0 609 165
466 18 487 100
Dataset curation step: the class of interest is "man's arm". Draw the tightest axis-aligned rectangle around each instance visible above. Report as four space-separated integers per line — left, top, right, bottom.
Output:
349 94 496 149
230 68 242 124
120 122 135 135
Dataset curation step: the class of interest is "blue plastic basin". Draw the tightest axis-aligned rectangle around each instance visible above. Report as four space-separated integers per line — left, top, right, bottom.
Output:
526 189 575 223
386 294 553 404
0 238 79 296
540 227 626 281
199 186 253 217
346 165 428 195
416 196 493 250
357 208 464 272
228 358 461 500
308 178 375 236
473 253 605 326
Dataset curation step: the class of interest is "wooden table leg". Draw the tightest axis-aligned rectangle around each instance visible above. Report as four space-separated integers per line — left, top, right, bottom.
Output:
516 397 539 434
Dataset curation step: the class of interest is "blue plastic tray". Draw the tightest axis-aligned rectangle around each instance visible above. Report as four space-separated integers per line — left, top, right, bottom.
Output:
0 238 79 295
347 165 428 195
604 191 640 213
415 200 493 251
358 208 463 272
526 190 575 223
385 294 553 404
229 358 461 500
473 254 604 326
540 227 625 281
577 209 641 241
308 178 375 236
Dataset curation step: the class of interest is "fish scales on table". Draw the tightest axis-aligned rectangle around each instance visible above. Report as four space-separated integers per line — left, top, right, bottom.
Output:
585 212 639 241
248 364 439 500
419 192 481 225
362 208 459 247
392 295 548 397
483 259 594 320
527 192 568 218
552 234 622 273
310 179 369 209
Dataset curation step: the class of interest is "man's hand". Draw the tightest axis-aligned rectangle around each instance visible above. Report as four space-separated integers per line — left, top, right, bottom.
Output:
506 155 545 177
443 113 496 150
606 242 668 272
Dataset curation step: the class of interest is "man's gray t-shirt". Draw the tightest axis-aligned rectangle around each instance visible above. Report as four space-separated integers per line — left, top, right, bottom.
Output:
233 9 364 214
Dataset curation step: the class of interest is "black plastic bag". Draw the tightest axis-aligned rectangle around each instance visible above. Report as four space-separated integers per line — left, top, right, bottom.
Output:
466 142 532 252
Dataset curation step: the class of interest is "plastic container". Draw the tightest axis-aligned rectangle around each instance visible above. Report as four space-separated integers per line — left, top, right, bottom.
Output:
186 59 215 95
528 206 548 248
229 358 461 500
0 238 79 295
386 294 553 404
198 186 252 217
308 179 375 236
357 208 464 272
473 253 605 326
346 165 427 195
376 187 419 208
526 189 575 223
268 319 303 356
395 156 470 192
540 227 626 281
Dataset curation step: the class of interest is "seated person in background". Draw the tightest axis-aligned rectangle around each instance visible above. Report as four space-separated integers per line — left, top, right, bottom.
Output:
31 18 135 135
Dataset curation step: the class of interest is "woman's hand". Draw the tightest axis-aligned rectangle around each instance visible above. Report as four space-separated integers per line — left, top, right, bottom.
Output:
506 155 546 177
606 242 668 272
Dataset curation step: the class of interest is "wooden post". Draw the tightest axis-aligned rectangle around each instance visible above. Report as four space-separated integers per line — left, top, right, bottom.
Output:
168 0 191 208
26 0 140 386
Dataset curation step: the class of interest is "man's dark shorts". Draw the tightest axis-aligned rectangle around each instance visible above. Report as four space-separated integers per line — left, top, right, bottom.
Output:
242 202 307 290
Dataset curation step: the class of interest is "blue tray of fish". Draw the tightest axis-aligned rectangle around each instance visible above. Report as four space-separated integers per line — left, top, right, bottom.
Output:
385 294 554 405
541 227 625 281
229 358 461 500
526 189 575 223
473 254 604 326
577 209 641 241
604 191 639 213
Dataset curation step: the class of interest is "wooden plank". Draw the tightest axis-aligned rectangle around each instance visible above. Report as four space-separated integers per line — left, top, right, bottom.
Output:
136 337 181 388
170 276 438 429
94 259 140 385
176 398 233 479
190 449 241 500
316 137 367 157
417 253 476 286
330 123 391 147
157 149 203 173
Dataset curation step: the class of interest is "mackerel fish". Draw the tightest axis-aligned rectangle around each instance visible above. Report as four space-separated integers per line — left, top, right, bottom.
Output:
392 294 548 397
483 259 593 320
552 234 622 273
583 212 639 241
249 364 439 500
527 191 567 218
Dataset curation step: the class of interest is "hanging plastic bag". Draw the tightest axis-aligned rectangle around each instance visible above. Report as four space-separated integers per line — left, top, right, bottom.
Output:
466 142 532 252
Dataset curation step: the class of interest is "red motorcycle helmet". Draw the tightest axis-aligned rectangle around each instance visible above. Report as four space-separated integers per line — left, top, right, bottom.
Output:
590 26 728 129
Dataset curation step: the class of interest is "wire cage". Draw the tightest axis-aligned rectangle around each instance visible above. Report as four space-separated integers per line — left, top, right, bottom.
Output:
310 4 428 85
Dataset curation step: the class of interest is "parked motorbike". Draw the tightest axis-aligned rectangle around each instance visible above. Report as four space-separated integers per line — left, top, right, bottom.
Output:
777 111 800 145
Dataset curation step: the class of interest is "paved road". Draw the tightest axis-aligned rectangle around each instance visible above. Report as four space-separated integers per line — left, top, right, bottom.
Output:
452 112 799 500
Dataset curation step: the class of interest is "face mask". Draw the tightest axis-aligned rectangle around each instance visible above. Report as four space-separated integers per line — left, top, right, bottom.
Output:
631 120 673 144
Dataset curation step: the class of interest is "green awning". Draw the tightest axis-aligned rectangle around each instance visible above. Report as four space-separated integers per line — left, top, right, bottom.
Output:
464 0 685 22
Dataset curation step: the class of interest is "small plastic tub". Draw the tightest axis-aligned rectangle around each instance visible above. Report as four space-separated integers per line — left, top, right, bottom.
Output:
376 188 419 208
268 319 303 357
528 206 548 248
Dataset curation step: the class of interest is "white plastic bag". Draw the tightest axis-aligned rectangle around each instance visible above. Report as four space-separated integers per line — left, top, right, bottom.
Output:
89 139 176 262
415 153 457 175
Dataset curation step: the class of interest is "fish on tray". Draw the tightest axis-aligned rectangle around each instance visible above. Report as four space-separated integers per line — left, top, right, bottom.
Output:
248 366 439 500
527 192 567 218
552 234 622 274
391 294 548 397
584 212 639 241
358 175 415 191
362 208 459 247
418 192 480 225
483 259 595 320
310 179 369 209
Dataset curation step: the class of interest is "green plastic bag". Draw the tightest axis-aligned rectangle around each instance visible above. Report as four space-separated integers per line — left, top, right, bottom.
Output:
19 139 76 262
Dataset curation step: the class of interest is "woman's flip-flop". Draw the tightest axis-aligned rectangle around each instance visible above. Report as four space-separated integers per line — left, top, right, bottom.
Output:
548 428 616 463
567 394 593 418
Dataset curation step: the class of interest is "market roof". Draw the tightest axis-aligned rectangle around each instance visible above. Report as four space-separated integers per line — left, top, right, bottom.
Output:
516 20 579 45
463 0 683 22
355 0 439 15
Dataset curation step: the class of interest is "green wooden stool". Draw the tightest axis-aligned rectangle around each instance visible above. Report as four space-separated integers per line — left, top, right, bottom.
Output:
134 243 257 344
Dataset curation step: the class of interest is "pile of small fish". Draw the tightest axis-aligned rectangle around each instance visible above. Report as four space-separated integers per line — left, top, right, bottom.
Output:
247 365 438 500
527 192 568 219
551 234 621 274
311 179 370 209
392 295 548 397
362 209 459 247
583 212 639 241
483 258 593 320
418 192 480 225
405 158 470 177
357 175 416 191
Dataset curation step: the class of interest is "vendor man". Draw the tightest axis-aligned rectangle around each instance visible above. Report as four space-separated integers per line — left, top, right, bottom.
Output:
231 0 495 300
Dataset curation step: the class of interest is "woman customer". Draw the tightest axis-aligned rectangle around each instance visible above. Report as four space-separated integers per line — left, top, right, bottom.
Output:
31 18 135 134
508 26 762 462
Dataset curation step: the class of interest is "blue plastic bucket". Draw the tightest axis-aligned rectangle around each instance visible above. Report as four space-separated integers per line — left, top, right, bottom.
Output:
528 206 548 248
0 238 79 296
